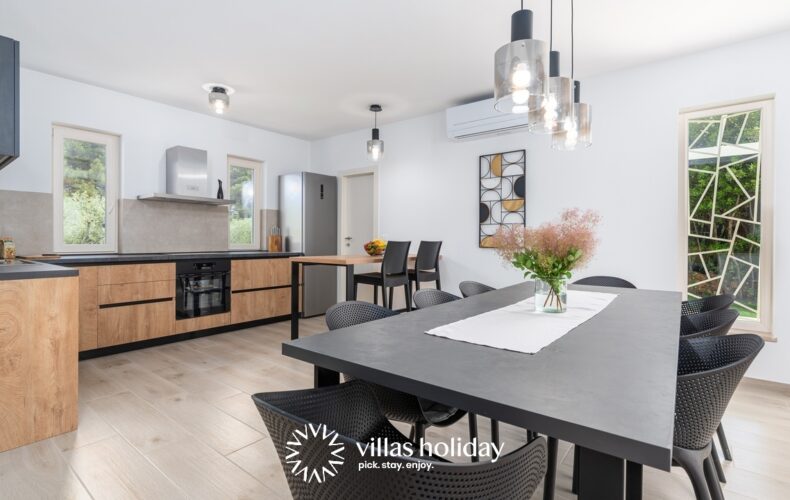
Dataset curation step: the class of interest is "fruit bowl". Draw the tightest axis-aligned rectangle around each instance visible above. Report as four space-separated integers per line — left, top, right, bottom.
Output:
364 239 387 256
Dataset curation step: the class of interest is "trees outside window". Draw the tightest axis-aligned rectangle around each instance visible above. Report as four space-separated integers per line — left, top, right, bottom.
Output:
228 156 263 249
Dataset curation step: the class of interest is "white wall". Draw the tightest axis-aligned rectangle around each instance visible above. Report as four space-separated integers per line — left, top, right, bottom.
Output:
311 31 790 384
0 69 311 208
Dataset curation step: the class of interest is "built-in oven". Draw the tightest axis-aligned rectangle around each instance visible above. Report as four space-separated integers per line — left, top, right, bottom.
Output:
175 259 231 319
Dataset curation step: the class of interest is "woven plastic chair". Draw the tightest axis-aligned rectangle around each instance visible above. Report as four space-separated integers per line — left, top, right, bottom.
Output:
252 380 547 500
670 334 763 500
412 289 460 309
682 294 735 316
679 309 739 339
459 280 496 298
572 275 636 288
325 301 467 442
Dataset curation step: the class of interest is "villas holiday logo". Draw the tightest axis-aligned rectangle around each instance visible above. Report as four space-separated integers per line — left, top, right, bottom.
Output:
286 424 346 483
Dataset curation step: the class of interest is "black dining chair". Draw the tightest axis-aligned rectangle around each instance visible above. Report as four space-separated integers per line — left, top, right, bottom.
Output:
252 380 548 500
682 294 735 316
668 334 764 500
325 301 469 444
459 280 496 298
408 241 443 295
680 309 739 339
572 275 637 288
412 288 460 309
354 240 412 311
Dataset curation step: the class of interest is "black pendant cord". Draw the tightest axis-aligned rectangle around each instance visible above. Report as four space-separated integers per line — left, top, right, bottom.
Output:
571 0 574 79
549 0 553 51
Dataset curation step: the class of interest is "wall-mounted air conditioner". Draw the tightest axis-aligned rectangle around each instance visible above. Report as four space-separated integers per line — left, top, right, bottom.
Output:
446 98 531 141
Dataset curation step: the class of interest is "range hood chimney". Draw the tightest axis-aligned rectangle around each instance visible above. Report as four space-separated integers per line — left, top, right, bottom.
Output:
166 146 209 197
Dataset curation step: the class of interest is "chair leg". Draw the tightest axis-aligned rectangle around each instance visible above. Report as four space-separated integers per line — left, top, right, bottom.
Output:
415 279 421 291
543 437 558 500
673 446 713 500
382 287 389 309
388 287 394 310
373 286 378 305
353 281 359 301
490 420 500 450
716 424 732 461
710 441 726 483
404 285 412 311
703 455 725 500
413 422 426 442
468 414 479 463
436 276 441 290
572 445 579 494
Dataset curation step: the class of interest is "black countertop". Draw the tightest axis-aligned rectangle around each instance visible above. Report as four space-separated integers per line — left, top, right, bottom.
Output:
21 251 301 266
0 260 79 281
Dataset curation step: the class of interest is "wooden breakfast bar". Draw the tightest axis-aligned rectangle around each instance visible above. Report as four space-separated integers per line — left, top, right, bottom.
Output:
289 254 418 340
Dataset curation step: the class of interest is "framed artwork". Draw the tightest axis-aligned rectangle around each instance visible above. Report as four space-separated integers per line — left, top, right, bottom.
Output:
479 149 525 248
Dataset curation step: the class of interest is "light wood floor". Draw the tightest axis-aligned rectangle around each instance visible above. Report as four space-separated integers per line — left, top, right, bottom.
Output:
1 317 788 499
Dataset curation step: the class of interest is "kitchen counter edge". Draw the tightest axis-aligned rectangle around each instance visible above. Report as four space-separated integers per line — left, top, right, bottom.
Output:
0 260 80 281
20 251 302 266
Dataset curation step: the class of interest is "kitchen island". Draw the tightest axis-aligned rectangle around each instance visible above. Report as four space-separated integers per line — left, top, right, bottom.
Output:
0 260 79 452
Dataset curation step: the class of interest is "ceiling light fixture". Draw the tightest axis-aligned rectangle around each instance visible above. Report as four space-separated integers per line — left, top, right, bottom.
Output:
367 104 384 162
529 0 572 133
552 0 592 150
202 83 235 115
494 0 547 114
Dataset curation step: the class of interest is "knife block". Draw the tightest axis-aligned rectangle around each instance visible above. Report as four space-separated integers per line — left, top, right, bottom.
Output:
268 235 282 252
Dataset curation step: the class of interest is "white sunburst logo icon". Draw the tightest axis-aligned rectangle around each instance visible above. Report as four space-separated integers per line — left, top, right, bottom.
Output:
285 423 346 483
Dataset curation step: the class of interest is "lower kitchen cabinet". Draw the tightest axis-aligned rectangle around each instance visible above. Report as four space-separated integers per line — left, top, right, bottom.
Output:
77 266 99 351
97 299 175 347
231 287 291 324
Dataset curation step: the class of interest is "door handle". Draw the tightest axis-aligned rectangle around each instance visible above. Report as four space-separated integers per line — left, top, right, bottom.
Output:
344 237 352 240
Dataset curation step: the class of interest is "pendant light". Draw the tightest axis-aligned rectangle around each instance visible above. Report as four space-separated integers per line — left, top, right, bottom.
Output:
494 1 547 114
366 104 384 162
552 0 592 150
528 0 573 133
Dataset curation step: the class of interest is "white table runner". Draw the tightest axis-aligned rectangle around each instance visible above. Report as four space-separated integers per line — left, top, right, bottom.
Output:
425 290 618 354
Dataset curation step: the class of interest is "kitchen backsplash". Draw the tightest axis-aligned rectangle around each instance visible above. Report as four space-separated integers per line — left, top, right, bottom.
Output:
0 189 53 255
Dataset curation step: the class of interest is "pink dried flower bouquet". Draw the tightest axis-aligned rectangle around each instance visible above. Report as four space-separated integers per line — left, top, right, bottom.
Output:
493 209 600 311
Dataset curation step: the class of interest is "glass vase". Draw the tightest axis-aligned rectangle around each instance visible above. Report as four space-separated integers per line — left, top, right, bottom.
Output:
534 278 568 313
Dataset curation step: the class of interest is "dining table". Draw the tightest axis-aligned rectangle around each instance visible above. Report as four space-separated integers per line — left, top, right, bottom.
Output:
282 281 681 500
289 253 419 340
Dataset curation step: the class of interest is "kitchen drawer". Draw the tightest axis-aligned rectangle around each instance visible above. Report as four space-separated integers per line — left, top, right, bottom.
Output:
231 259 291 291
97 299 174 348
98 280 174 305
174 312 230 334
97 263 175 286
231 287 291 324
77 266 99 351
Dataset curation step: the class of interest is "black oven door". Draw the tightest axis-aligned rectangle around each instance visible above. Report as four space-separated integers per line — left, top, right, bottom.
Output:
176 262 231 319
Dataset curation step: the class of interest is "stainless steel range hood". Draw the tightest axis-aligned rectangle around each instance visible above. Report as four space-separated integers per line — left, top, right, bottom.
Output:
138 146 233 205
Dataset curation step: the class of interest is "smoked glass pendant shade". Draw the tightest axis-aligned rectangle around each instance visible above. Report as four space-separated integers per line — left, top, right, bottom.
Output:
528 75 573 133
552 102 592 150
494 10 547 115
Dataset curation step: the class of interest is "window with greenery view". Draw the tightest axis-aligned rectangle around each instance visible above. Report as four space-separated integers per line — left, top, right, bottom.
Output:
682 98 774 333
228 157 262 249
53 126 119 252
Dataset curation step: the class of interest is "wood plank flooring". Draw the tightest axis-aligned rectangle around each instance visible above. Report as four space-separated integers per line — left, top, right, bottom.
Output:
0 316 788 499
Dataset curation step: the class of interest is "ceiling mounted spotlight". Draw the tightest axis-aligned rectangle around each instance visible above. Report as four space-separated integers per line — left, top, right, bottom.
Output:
202 83 235 115
367 104 384 162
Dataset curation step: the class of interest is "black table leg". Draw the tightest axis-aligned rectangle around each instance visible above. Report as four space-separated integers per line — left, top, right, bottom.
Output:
314 366 340 388
578 447 625 500
345 264 355 301
291 261 300 340
543 436 558 500
626 461 643 500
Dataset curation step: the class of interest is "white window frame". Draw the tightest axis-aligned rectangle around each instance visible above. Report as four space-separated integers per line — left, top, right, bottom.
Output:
677 96 774 336
52 125 120 253
227 156 263 250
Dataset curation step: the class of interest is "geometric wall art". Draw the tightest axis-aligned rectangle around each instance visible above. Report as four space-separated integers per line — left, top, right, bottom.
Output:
479 150 526 248
685 108 763 319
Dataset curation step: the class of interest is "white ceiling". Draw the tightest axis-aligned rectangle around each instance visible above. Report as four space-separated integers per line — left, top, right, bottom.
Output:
2 0 790 139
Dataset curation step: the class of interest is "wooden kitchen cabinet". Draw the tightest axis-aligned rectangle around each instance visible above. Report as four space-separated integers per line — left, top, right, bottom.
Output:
97 299 175 347
231 259 290 291
77 266 99 351
98 280 174 305
231 287 292 324
97 262 174 285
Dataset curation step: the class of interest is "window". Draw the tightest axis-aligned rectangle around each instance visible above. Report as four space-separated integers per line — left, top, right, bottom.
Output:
228 156 262 249
679 97 774 334
53 125 120 253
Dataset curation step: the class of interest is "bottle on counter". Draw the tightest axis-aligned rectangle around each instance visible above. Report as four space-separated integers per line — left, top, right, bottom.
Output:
1 237 15 260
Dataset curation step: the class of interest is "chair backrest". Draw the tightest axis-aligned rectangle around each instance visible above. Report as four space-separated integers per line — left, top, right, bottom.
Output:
326 301 398 330
681 294 735 316
674 334 764 450
415 241 442 271
252 380 547 500
679 308 739 339
413 289 460 309
381 240 411 276
459 281 496 298
573 276 636 288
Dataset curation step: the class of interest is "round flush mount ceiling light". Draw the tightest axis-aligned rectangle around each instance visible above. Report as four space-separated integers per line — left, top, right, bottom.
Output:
202 83 235 114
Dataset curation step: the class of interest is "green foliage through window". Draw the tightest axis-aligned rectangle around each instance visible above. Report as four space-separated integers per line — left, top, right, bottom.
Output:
229 164 255 245
62 138 107 245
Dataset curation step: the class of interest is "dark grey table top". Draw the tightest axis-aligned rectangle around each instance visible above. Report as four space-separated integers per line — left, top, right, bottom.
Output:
284 282 681 471
20 251 301 266
0 259 79 280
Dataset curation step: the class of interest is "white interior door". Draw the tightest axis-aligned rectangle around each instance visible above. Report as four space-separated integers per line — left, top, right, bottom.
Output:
341 172 376 302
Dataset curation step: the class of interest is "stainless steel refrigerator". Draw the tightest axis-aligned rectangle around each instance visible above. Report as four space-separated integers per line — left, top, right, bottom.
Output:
279 172 338 317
